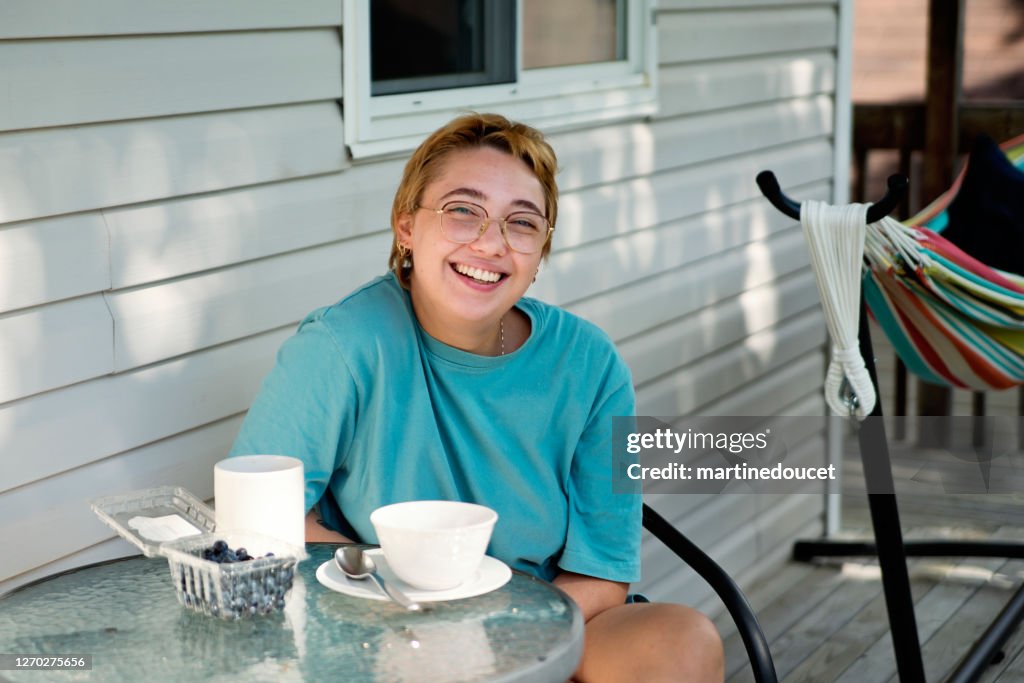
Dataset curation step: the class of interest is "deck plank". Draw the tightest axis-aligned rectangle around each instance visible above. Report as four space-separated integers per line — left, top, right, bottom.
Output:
714 558 817 641
724 531 1024 682
836 553 1010 682
981 577 1024 683
722 563 852 680
785 560 954 683
906 530 1024 682
718 406 1024 681
728 562 886 683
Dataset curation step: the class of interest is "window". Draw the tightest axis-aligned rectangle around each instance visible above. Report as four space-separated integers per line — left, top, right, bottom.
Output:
370 1 515 96
342 0 658 158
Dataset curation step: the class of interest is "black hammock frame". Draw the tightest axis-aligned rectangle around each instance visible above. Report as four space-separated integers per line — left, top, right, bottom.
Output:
756 170 1024 683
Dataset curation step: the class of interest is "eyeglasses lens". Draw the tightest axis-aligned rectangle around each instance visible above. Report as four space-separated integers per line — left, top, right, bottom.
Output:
440 203 548 254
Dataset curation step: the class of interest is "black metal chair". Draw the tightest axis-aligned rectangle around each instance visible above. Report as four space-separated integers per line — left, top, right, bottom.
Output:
643 503 778 683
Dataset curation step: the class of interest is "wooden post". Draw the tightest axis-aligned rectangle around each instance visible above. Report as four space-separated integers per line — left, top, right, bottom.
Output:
916 0 965 445
922 0 964 199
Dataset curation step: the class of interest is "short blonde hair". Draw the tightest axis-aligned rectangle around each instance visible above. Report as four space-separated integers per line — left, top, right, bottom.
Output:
388 113 559 288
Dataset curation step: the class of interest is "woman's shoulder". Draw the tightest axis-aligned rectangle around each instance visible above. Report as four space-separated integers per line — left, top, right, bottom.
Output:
285 274 412 361
521 296 617 350
301 273 408 332
520 297 630 380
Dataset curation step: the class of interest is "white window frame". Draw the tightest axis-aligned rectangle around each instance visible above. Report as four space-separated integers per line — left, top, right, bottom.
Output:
342 0 659 159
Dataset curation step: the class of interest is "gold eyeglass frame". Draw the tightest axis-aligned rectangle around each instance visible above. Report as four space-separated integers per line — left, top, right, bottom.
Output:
416 202 554 254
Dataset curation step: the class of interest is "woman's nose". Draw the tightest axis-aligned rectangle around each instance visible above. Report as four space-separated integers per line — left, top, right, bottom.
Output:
471 218 508 254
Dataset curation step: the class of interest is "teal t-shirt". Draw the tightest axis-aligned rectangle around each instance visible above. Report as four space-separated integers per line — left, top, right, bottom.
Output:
230 273 641 583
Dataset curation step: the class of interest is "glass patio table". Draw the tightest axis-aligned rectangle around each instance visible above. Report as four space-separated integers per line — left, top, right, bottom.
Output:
0 544 583 682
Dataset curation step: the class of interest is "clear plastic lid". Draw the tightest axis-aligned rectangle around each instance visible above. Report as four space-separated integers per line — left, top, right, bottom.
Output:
90 485 216 557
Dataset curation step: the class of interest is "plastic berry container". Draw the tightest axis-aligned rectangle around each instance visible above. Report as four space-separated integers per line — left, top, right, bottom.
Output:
90 486 217 557
91 486 306 620
161 531 304 620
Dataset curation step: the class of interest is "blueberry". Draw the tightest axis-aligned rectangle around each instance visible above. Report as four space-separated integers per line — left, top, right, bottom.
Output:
212 540 229 553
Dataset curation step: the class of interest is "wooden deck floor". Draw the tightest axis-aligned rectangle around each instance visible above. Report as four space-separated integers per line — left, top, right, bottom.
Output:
718 527 1024 683
716 436 1024 683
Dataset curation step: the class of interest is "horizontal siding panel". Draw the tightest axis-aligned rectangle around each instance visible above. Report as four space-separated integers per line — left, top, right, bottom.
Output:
636 309 827 416
755 490 825 558
0 103 347 224
0 328 288 494
557 128 833 251
0 416 237 582
1 30 343 132
0 296 112 404
641 494 758 586
0 213 109 313
699 354 826 417
107 163 399 288
542 213 794 309
658 52 836 118
659 7 837 65
639 434 826 606
537 172 832 308
108 233 389 370
565 196 827 342
650 498 824 614
553 98 834 193
620 269 821 386
640 431 825 587
643 405 827 501
640 396 823 516
643 515 759 606
0 1 342 39
660 0 834 8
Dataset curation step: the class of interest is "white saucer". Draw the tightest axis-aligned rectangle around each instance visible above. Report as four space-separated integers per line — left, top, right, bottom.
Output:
316 549 511 602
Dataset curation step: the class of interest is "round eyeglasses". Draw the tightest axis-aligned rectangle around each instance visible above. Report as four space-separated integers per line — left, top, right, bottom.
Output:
417 201 553 254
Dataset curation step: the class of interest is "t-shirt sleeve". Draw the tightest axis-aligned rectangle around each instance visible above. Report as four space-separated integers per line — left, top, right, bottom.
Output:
558 355 642 583
228 311 357 514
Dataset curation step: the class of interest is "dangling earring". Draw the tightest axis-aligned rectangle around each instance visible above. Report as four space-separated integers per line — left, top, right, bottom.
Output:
532 268 539 283
397 242 410 263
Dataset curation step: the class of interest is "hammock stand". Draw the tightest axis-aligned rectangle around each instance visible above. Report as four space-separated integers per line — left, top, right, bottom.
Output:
757 170 1024 683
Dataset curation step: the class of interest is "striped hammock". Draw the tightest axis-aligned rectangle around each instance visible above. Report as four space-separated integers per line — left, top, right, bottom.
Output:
862 133 1024 391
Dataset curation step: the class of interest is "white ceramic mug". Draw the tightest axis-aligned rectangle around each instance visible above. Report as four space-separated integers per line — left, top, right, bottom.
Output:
214 455 305 549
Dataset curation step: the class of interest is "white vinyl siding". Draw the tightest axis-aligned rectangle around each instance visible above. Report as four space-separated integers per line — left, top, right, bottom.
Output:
615 1 840 609
0 1 341 38
0 4 350 590
1 0 842 615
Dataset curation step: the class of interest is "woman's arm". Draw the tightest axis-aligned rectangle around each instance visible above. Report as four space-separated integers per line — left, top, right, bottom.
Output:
553 571 629 622
304 510 354 543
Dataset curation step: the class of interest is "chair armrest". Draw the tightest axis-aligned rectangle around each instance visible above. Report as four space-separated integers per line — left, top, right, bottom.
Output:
642 503 778 683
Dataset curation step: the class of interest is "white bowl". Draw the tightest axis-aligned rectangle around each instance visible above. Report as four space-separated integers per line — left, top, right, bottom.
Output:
370 501 498 591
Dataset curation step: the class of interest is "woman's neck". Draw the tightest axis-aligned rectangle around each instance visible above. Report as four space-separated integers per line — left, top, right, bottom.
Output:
409 296 505 356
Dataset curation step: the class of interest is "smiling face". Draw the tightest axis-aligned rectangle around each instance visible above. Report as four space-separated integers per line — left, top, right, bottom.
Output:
396 145 547 352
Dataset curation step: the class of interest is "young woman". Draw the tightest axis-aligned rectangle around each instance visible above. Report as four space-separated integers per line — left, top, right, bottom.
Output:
231 113 724 682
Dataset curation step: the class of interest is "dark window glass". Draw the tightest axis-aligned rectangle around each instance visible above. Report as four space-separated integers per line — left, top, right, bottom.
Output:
371 0 515 96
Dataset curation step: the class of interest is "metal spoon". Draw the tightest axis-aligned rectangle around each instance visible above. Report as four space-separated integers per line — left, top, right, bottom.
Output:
335 546 422 611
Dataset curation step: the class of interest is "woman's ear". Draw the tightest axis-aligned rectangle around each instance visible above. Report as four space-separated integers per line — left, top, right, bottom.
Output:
395 212 414 246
